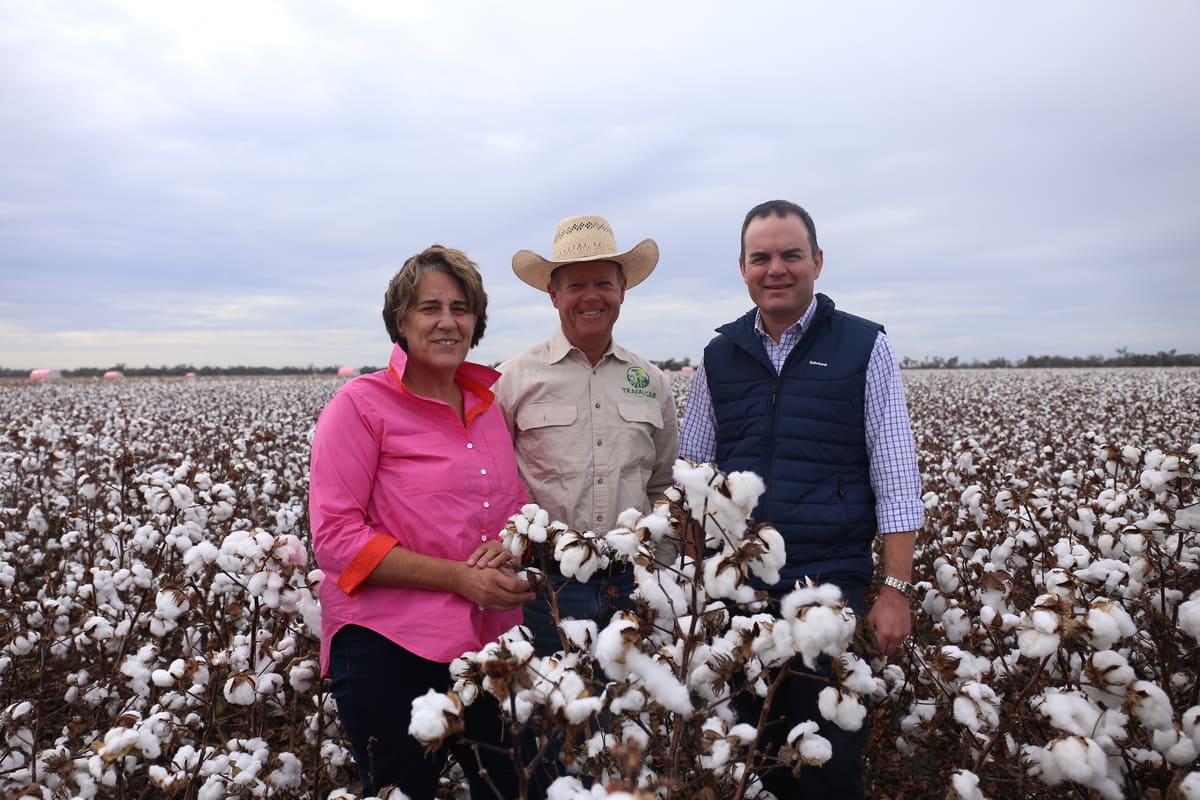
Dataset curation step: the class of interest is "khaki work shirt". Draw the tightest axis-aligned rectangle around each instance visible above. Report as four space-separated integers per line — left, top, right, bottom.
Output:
495 327 680 543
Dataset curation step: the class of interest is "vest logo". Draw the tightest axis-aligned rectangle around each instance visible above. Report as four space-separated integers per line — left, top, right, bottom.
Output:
809 360 829 367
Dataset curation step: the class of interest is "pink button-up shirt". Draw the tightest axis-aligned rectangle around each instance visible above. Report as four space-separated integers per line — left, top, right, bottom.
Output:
310 345 526 675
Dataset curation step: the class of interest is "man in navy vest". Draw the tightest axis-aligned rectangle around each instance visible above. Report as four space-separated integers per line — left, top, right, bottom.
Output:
680 199 923 799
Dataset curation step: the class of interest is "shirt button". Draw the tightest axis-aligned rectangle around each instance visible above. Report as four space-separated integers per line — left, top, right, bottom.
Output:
596 439 603 446
596 514 603 522
597 477 604 485
595 402 600 409
481 535 488 542
480 468 487 475
483 501 490 508
478 605 485 611
466 442 474 449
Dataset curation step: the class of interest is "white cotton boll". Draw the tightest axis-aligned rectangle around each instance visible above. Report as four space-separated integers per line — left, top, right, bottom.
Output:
1177 772 1200 799
748 525 786 585
554 531 606 583
1016 620 1061 660
936 563 960 593
836 654 880 695
818 686 867 731
594 613 639 681
559 619 598 652
786 720 833 765
1121 445 1142 464
1135 508 1170 530
408 689 462 744
785 604 856 670
624 651 692 716
1129 681 1175 731
1083 601 1137 650
151 669 175 688
604 528 642 559
636 505 675 545
939 606 971 643
1152 727 1199 765
1184 705 1200 745
953 682 1001 735
614 507 642 529
222 673 257 706
155 588 190 621
546 776 590 800
950 769 984 800
1037 736 1123 799
1178 598 1200 641
724 471 767 514
609 687 646 716
564 697 604 725
1032 688 1127 745
703 554 746 600
1082 651 1135 708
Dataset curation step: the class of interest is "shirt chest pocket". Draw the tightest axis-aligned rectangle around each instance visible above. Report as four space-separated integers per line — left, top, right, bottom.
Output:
515 404 580 479
617 401 663 429
615 401 663 468
516 403 578 431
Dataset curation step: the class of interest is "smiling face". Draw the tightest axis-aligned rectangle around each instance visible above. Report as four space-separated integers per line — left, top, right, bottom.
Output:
397 270 475 378
740 212 823 339
548 260 626 360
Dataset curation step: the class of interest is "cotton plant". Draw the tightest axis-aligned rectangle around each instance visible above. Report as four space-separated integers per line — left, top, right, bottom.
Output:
418 459 875 797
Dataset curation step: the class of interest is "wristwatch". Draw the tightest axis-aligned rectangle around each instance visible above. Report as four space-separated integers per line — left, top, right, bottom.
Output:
881 574 917 600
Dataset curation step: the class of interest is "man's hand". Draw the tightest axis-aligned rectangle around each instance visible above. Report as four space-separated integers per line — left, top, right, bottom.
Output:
868 586 912 656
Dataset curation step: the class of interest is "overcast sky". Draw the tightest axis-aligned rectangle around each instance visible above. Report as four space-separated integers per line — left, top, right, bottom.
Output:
2 1 1198 371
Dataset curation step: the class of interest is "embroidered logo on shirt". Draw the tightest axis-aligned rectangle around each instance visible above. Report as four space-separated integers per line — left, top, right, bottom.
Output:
622 365 658 399
809 360 829 367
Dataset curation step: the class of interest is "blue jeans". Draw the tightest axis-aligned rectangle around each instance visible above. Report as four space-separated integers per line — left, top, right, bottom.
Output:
523 566 637 657
329 625 527 799
732 579 870 799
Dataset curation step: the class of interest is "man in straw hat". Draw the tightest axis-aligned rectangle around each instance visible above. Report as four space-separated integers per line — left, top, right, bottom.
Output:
680 199 923 798
495 214 680 657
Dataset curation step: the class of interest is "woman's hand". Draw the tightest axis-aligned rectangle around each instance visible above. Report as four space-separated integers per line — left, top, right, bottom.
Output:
452 562 535 611
466 540 515 570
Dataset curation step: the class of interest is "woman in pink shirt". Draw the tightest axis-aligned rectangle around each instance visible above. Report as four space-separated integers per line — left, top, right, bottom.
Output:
310 245 536 798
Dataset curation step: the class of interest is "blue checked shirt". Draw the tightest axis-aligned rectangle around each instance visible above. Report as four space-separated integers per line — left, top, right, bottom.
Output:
680 303 923 535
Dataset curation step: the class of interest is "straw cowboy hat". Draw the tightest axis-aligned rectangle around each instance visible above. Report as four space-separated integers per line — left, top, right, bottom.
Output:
512 214 659 291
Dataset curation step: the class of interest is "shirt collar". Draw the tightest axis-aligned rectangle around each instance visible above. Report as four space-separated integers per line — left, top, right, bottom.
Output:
386 343 501 399
753 299 818 344
547 326 631 365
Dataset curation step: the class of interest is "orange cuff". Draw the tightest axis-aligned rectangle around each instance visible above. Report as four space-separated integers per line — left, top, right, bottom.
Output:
337 533 398 595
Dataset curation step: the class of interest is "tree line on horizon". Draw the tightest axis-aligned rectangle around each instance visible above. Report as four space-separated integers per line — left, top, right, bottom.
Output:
2 349 1197 379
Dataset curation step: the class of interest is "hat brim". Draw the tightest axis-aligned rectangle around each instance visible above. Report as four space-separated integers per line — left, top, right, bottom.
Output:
512 239 659 292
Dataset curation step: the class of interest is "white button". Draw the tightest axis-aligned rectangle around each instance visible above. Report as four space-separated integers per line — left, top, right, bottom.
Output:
466 442 474 449
480 468 487 475
478 605 485 611
481 535 488 542
483 501 490 508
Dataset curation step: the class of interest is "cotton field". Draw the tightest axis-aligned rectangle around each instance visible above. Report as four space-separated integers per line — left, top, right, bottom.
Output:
1 368 1198 799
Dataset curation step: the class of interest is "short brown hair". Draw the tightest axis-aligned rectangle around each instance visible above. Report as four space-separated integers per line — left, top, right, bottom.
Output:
740 200 819 260
382 245 488 349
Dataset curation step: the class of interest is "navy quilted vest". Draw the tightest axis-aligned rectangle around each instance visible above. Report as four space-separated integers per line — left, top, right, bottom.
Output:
704 294 882 588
